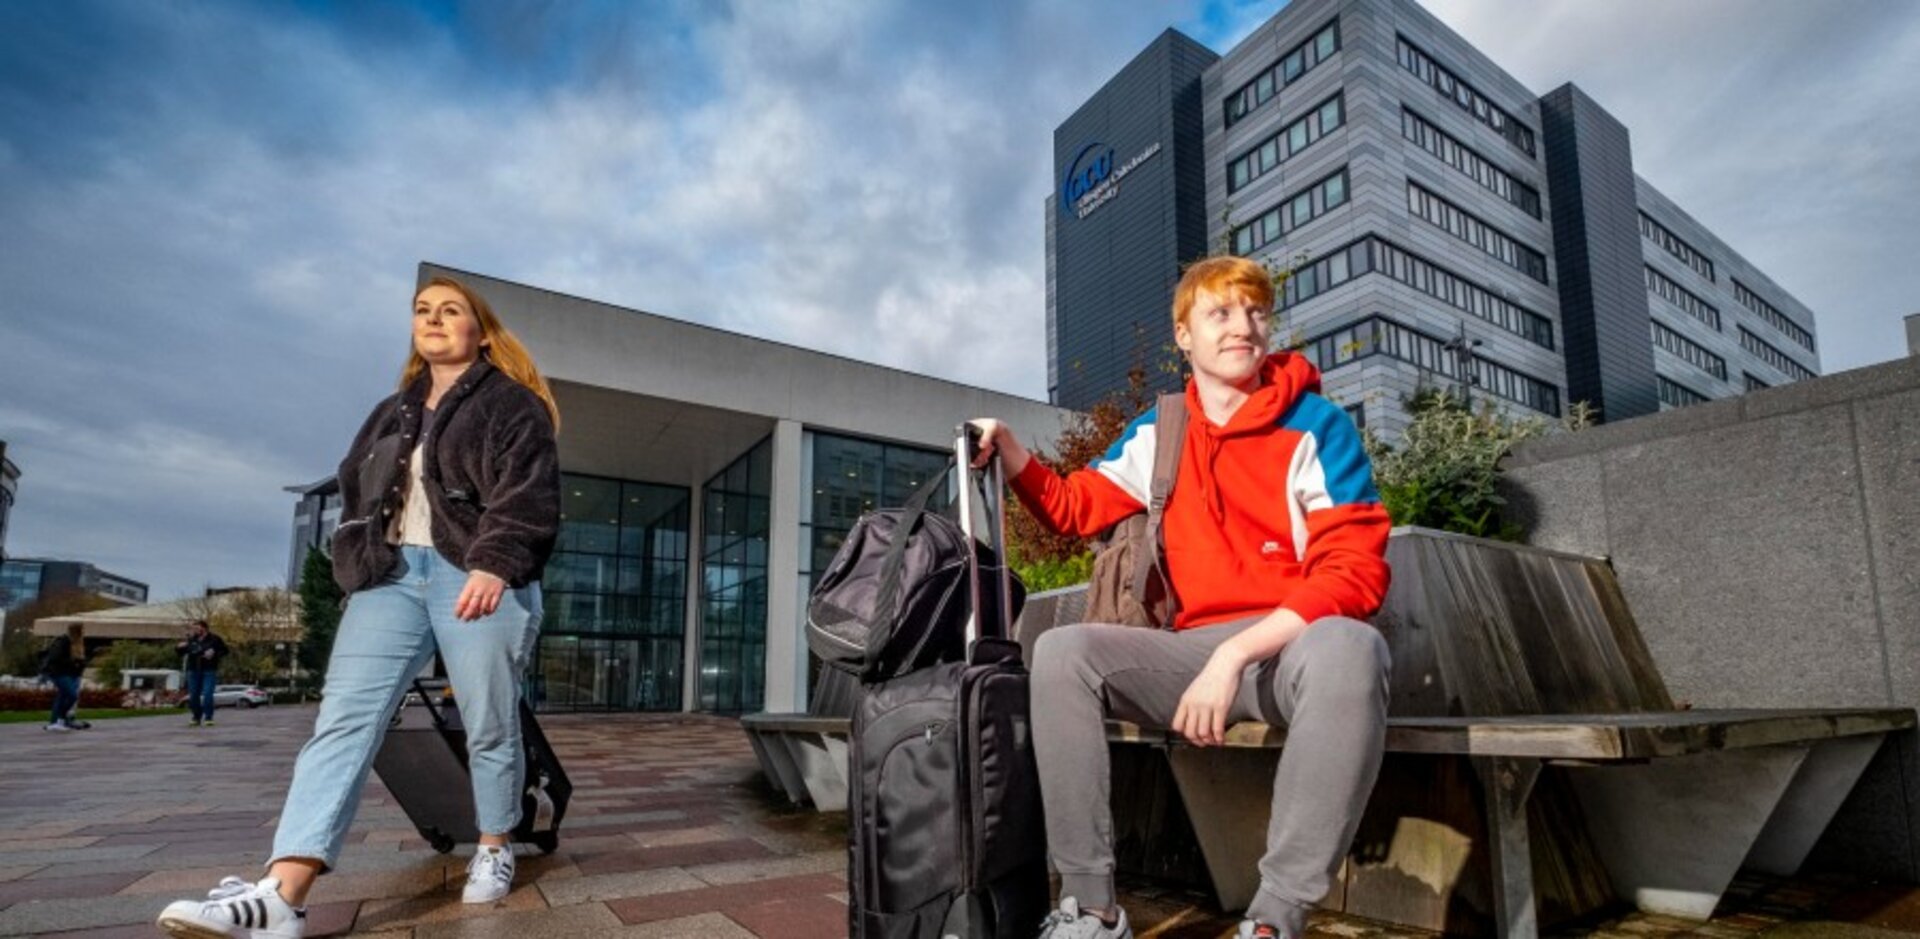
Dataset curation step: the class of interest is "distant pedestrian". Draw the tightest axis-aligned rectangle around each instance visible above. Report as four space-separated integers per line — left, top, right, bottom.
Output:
41 623 88 733
178 620 229 727
157 275 560 938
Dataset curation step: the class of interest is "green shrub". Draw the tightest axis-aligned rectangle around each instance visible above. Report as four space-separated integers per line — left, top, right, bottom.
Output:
1012 552 1095 594
1364 390 1590 541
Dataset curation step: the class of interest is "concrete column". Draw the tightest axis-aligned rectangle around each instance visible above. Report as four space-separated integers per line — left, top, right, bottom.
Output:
762 419 807 713
1906 312 1919 357
681 481 703 713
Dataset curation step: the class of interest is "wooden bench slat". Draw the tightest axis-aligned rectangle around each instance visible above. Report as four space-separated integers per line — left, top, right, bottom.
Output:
746 708 1915 762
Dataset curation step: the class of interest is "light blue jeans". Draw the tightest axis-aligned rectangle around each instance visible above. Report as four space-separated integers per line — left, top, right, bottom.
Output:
270 546 541 870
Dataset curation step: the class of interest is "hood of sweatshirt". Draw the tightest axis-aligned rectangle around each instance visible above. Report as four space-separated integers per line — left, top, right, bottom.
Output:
1182 352 1322 521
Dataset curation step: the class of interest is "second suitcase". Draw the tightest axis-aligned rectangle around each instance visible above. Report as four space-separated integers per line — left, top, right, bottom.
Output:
374 678 573 855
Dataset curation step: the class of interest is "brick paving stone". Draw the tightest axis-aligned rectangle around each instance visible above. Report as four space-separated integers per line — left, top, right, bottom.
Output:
0 837 100 852
608 911 758 938
0 871 144 906
573 837 773 876
411 900 624 938
685 849 842 886
724 893 849 938
535 867 708 906
0 865 47 883
604 873 844 925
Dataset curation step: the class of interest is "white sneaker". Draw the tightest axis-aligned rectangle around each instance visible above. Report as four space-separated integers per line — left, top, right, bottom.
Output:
156 875 305 939
462 845 515 904
1037 897 1132 938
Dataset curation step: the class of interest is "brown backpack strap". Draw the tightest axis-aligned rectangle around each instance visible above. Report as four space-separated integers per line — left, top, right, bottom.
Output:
1131 392 1187 611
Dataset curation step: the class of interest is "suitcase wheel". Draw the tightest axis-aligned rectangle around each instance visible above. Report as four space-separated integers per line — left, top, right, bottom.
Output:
529 831 558 855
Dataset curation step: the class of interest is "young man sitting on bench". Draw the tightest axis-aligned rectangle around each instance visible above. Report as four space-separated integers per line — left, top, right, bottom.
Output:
970 255 1393 939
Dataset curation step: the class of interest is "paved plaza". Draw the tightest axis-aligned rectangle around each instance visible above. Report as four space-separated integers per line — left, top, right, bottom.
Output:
1 706 1917 938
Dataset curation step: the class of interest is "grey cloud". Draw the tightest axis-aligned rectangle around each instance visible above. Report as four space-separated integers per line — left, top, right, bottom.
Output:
1424 0 1920 372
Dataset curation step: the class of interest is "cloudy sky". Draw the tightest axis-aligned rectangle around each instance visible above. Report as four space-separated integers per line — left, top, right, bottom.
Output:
2 0 1915 602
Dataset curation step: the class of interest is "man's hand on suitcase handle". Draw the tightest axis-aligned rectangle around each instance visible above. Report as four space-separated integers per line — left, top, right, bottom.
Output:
965 419 1032 476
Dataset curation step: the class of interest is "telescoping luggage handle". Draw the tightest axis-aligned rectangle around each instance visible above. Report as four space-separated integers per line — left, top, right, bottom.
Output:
955 424 1015 647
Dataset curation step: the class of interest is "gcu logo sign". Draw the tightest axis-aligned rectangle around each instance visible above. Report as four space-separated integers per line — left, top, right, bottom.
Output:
1059 142 1114 216
1058 139 1162 220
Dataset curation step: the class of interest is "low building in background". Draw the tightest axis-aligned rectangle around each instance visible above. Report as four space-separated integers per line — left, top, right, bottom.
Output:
0 557 148 611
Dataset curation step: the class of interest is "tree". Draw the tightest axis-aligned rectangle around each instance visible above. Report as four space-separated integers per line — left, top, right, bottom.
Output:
1006 366 1160 591
93 638 182 691
0 587 117 677
296 549 342 685
178 587 300 684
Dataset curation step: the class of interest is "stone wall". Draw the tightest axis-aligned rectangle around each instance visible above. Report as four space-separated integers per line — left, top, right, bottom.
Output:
1503 354 1920 880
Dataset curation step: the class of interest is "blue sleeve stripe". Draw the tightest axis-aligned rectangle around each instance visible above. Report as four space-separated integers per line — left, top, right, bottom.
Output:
1090 405 1157 469
1280 394 1380 505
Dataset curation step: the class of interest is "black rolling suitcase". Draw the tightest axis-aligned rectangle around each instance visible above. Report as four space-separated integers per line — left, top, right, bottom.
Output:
374 678 572 854
844 427 1050 938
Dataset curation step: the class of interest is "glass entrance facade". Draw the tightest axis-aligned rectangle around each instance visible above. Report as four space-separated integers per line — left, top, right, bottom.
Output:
531 473 689 712
698 437 772 714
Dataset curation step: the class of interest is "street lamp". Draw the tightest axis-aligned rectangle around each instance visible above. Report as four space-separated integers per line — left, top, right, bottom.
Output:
1442 324 1483 407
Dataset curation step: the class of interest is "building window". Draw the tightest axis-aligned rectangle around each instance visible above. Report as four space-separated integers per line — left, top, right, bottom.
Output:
536 473 690 712
1638 212 1716 281
1657 375 1710 410
1644 265 1721 330
699 437 772 714
1744 372 1771 392
1651 319 1728 380
1275 234 1556 351
1732 278 1816 353
1232 167 1351 256
1227 92 1345 194
1299 314 1561 416
1225 18 1341 127
1396 35 1535 158
1739 326 1817 382
1406 181 1550 283
1343 402 1367 430
1401 107 1541 218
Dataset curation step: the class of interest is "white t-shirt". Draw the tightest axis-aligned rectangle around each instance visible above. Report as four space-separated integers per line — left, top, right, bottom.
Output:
397 443 434 546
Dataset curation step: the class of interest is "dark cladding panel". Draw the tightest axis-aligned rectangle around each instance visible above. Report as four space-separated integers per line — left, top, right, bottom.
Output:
1051 30 1218 411
1541 83 1657 423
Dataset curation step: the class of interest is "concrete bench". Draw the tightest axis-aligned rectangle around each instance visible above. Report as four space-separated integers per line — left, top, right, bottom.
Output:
747 529 1918 937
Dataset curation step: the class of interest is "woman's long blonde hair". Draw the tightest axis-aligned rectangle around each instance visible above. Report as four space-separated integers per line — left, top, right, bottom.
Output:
400 276 561 432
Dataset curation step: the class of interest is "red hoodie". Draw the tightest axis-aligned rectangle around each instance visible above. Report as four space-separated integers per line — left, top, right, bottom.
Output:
1010 353 1391 629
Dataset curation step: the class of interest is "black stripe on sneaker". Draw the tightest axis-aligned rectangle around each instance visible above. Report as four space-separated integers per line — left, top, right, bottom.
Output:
234 899 251 928
256 898 268 928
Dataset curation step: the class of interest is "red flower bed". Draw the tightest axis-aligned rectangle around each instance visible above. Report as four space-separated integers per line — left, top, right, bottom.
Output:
0 687 129 711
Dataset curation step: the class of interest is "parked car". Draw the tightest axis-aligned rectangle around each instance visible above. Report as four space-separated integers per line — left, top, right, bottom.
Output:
212 685 271 709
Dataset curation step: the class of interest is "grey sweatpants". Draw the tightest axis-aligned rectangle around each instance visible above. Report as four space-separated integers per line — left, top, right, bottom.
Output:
1030 616 1390 933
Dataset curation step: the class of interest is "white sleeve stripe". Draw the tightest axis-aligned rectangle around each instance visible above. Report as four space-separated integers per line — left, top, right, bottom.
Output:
1093 423 1155 507
1287 432 1334 559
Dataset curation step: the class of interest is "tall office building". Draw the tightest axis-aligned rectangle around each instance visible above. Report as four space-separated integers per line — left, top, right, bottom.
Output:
1047 0 1822 435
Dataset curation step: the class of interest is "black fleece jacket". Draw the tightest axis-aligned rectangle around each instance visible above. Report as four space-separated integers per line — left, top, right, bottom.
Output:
330 361 560 595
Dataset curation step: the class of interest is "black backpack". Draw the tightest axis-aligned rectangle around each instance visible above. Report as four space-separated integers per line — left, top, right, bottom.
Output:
806 471 1024 682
